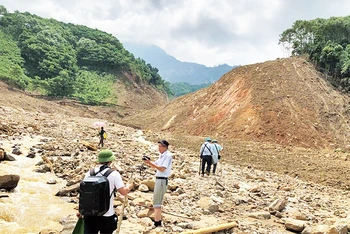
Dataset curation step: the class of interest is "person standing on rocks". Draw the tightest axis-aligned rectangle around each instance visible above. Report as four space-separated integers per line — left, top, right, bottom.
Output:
199 137 214 176
211 139 223 175
98 127 106 148
143 140 173 228
79 150 133 234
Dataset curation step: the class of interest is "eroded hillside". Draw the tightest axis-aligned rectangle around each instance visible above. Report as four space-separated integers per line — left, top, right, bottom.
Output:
123 57 350 149
0 77 167 123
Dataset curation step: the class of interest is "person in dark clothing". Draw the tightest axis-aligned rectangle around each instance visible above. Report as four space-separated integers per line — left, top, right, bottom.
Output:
98 127 106 147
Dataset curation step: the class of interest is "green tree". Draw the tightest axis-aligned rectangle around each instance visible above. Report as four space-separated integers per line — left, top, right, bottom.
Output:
0 9 168 100
0 5 7 15
279 16 350 92
20 28 77 79
0 30 29 89
72 71 113 105
47 70 75 96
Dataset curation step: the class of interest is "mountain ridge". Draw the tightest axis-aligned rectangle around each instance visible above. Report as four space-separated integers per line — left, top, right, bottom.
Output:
123 42 237 85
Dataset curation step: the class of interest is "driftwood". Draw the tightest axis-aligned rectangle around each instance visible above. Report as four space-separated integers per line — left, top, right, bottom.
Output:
42 155 54 173
82 141 98 151
55 183 80 196
181 221 238 234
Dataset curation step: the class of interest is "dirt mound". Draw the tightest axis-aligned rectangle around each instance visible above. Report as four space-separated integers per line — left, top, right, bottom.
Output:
123 57 350 149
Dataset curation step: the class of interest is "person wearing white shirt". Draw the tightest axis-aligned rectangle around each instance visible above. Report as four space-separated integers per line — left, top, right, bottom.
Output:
211 139 223 174
80 150 133 234
143 140 172 228
199 137 214 176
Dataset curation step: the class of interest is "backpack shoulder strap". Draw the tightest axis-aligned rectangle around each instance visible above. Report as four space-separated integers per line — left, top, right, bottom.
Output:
204 143 213 155
214 144 219 153
103 168 116 197
103 168 114 178
89 168 95 176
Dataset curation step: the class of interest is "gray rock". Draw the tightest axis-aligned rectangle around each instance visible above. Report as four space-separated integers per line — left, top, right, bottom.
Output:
269 198 287 213
0 174 20 190
12 147 22 155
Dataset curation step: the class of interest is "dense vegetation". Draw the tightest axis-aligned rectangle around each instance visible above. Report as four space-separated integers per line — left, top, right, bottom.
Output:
168 82 210 97
279 16 350 91
0 6 168 104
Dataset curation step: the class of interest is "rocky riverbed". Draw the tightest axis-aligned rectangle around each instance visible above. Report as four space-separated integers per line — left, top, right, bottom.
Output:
2 102 350 234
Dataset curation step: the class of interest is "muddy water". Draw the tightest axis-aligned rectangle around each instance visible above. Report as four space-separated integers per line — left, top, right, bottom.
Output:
0 135 76 234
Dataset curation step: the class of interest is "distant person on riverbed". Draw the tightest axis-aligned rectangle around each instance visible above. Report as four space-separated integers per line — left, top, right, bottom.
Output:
98 127 106 147
211 139 223 175
199 137 214 176
78 150 133 234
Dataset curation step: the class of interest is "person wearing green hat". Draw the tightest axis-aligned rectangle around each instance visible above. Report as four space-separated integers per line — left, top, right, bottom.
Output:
199 137 214 176
211 139 223 174
81 150 133 234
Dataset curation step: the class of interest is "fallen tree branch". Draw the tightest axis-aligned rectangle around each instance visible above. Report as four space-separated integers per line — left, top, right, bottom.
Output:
162 210 196 220
181 221 238 234
82 141 97 151
55 183 80 196
42 155 54 173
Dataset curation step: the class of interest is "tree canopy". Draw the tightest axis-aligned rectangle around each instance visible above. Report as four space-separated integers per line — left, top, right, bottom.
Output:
279 16 350 91
0 6 167 104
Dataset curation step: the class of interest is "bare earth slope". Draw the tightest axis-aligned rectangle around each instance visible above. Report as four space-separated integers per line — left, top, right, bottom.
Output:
2 57 350 191
124 57 350 149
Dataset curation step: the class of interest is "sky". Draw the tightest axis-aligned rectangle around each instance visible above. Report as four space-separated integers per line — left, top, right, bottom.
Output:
1 0 350 67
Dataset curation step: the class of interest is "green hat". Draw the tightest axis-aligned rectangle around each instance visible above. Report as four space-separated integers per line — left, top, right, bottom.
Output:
212 139 217 143
205 137 211 142
98 150 115 163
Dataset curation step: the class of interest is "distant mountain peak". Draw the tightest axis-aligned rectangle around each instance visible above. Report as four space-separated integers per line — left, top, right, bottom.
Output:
122 41 238 85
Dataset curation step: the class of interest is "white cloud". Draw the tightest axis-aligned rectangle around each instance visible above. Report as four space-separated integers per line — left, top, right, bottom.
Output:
0 0 349 66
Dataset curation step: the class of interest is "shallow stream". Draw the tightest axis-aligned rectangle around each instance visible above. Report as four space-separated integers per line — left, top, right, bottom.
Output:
0 135 75 234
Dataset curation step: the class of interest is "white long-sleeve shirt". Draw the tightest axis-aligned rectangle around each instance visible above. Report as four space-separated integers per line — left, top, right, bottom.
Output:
200 142 214 156
212 143 223 164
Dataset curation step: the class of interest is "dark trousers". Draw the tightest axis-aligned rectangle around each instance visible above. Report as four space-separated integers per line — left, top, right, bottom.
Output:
201 155 212 174
212 163 217 174
98 137 104 147
84 214 118 234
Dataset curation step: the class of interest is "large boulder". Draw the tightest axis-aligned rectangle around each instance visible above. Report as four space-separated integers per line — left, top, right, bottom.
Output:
0 148 4 161
0 148 16 162
0 174 20 190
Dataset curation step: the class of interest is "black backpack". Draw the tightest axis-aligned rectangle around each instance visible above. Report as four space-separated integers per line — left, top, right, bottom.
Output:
79 165 115 216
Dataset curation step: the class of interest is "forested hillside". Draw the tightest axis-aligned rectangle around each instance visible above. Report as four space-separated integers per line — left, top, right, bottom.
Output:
0 5 170 105
279 15 350 92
